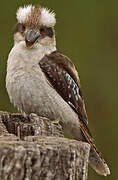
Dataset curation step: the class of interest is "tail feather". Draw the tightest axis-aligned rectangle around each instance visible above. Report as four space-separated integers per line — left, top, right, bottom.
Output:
89 148 110 176
80 121 110 176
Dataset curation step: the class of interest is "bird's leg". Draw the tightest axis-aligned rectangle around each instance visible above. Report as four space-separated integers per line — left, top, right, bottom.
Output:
51 119 60 125
51 119 62 129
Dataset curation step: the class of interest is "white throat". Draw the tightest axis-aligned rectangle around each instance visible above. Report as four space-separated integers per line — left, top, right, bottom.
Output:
7 39 56 73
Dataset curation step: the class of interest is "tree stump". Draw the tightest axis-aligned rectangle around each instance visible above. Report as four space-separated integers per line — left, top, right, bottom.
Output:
0 111 90 180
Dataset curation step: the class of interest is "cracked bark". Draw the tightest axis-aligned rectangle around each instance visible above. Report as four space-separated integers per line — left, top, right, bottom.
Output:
0 111 90 180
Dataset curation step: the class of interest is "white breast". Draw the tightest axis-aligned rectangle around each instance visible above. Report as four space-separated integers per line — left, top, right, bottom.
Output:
6 41 81 139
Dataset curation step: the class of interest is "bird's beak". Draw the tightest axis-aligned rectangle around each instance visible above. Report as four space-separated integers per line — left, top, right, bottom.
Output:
24 29 40 48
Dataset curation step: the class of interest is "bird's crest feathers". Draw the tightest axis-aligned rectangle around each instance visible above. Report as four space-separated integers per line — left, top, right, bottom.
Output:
16 5 56 27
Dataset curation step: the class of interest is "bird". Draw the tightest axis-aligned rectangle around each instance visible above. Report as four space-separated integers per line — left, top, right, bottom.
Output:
6 4 110 176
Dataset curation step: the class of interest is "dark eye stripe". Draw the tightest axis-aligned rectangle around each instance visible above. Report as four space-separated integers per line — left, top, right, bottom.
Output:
14 23 26 33
47 27 53 37
40 26 53 38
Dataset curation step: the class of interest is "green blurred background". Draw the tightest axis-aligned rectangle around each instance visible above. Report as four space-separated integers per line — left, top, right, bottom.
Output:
0 0 117 179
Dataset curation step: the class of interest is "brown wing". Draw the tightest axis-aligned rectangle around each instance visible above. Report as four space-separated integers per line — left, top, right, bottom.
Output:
39 50 110 176
39 50 92 137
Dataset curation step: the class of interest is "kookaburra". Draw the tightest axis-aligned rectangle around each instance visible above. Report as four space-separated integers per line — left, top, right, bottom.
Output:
6 5 110 176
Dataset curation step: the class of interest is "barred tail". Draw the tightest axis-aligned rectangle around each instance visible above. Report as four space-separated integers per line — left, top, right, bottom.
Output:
89 145 110 176
80 121 110 176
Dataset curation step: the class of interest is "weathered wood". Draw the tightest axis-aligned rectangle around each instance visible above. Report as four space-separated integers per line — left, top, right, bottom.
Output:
0 111 63 139
0 111 90 180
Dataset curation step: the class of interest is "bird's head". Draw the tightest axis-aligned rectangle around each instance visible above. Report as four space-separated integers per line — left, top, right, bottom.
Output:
14 5 56 49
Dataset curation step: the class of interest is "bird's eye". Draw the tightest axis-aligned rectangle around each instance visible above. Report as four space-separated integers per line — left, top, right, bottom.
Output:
40 26 53 38
14 23 26 34
21 24 26 32
40 27 45 33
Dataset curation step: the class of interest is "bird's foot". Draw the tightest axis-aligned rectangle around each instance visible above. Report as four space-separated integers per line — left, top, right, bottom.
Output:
51 119 62 129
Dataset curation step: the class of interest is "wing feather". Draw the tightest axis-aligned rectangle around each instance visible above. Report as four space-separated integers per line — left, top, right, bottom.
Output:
39 50 92 137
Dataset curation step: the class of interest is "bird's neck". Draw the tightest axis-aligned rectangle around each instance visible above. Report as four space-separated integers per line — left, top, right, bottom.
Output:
38 35 56 56
7 40 56 72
